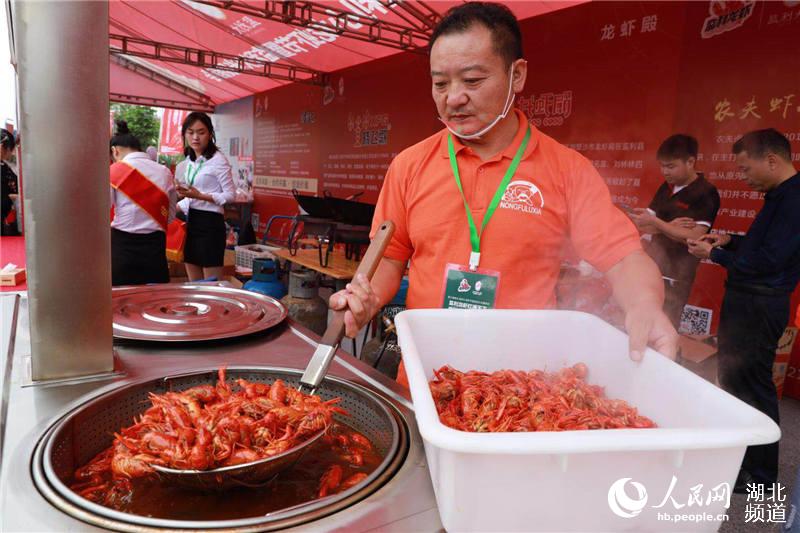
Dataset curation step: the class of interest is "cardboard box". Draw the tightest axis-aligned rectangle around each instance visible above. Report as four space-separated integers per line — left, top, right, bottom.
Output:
0 268 26 286
678 334 716 363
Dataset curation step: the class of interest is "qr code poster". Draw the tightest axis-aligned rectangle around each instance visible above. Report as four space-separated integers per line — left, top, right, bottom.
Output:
679 305 713 335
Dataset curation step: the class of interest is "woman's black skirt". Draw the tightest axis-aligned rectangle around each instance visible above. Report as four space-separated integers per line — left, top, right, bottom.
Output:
184 208 226 267
111 228 169 286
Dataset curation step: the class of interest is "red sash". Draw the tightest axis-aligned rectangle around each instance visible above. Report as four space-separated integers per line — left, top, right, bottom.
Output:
110 162 169 231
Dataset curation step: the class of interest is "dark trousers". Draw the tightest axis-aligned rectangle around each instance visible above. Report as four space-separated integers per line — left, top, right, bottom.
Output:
663 279 693 330
717 286 790 484
111 228 169 286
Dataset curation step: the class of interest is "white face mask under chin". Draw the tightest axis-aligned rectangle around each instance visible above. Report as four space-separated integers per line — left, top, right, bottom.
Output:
439 65 517 140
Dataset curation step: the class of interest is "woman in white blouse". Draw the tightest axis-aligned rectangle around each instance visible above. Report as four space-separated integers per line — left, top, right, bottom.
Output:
175 112 235 281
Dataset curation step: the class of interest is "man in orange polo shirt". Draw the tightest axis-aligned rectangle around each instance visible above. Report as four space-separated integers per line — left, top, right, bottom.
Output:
331 2 677 384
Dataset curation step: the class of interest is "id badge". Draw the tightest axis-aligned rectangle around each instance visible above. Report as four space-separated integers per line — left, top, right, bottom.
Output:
441 263 500 309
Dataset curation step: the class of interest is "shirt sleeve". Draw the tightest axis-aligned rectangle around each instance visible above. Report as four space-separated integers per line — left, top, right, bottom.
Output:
209 155 235 206
647 186 661 211
178 197 190 216
566 154 643 272
370 156 413 262
726 233 744 251
710 205 800 275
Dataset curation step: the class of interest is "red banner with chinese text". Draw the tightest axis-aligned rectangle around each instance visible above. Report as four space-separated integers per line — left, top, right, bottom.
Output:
159 109 189 156
245 1 800 395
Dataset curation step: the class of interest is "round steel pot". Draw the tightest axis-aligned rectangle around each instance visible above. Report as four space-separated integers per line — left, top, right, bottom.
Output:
31 366 408 531
112 285 288 342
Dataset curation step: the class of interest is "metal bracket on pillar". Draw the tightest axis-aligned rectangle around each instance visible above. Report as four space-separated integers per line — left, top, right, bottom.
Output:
21 351 126 388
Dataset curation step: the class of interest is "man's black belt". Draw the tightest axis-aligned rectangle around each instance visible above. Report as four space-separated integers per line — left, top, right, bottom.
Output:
725 281 790 297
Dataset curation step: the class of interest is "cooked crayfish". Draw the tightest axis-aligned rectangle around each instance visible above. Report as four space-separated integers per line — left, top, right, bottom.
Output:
430 363 656 432
70 367 373 507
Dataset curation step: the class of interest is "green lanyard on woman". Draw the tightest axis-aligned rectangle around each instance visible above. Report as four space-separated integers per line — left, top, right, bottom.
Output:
185 158 205 187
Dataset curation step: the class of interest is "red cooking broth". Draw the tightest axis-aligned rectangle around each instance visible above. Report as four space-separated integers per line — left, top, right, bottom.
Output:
72 422 383 520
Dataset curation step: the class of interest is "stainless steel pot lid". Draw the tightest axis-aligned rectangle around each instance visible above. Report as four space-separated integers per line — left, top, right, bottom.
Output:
112 285 287 341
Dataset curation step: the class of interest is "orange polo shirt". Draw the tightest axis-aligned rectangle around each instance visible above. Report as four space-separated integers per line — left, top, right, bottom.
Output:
372 109 642 312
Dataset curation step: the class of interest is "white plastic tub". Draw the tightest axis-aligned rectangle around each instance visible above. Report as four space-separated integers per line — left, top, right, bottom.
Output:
395 310 781 532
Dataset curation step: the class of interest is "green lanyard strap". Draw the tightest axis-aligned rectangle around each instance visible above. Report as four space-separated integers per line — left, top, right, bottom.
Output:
186 158 205 188
448 126 531 270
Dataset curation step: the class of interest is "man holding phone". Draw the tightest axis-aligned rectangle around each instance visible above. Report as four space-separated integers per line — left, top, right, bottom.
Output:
688 129 799 491
629 134 720 328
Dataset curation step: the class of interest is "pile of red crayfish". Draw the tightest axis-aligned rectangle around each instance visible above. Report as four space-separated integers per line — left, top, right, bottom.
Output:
71 368 379 509
429 363 656 432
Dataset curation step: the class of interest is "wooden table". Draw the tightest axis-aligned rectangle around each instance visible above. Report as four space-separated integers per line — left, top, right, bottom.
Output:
272 246 365 356
272 247 359 282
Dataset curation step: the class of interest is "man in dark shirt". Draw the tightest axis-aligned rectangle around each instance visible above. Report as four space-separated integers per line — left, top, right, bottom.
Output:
688 128 800 491
630 135 721 328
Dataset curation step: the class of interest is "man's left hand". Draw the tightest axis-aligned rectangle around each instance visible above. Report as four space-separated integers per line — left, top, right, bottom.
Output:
687 238 714 259
625 304 678 361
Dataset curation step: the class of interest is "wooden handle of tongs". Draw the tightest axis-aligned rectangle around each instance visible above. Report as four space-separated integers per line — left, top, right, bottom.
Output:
319 220 395 348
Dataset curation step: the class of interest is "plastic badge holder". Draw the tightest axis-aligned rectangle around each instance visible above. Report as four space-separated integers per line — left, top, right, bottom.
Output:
395 309 781 532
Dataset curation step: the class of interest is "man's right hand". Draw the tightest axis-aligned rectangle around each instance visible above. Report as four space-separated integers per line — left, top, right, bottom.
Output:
329 273 382 338
699 233 731 247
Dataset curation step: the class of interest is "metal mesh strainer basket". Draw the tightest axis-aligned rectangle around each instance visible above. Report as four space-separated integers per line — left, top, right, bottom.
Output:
32 366 407 532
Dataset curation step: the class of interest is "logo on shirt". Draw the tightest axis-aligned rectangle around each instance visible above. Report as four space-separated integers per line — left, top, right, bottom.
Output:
500 180 544 216
701 1 754 39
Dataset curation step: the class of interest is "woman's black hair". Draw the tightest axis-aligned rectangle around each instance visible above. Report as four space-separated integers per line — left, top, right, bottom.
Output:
1 128 16 151
181 111 218 161
110 120 142 152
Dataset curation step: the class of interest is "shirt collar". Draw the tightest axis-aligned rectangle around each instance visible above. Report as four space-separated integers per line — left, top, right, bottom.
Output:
439 109 539 161
766 171 800 200
672 173 705 195
123 152 150 162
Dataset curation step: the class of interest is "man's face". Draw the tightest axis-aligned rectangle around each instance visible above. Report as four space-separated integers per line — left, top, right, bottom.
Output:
430 24 525 137
658 157 694 186
736 151 773 191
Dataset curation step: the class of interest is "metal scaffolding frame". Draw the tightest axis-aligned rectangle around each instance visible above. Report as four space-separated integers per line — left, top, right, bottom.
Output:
110 54 215 112
109 92 214 113
193 1 432 53
382 0 440 32
109 33 328 86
